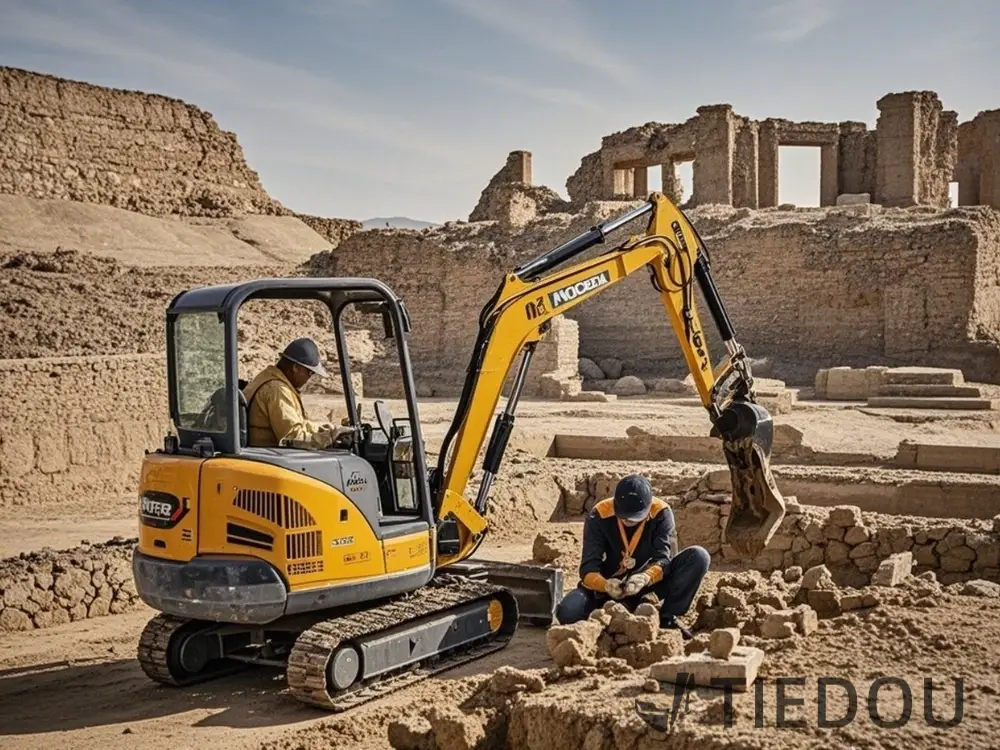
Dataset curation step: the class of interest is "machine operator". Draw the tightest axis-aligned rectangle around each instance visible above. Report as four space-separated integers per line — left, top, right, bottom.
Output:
555 474 710 639
243 337 355 449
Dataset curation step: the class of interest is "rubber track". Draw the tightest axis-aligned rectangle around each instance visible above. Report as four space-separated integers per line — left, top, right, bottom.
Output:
137 613 248 686
285 574 515 711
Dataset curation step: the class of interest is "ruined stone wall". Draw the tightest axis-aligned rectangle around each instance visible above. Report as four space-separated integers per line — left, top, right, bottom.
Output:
578 205 1000 383
0 66 283 217
324 203 1000 388
0 538 140 632
566 91 964 210
956 110 1000 209
469 151 569 227
291 213 362 248
0 354 169 507
307 204 642 396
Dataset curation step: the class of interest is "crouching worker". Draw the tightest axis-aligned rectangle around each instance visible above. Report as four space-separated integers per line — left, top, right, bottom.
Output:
554 474 710 639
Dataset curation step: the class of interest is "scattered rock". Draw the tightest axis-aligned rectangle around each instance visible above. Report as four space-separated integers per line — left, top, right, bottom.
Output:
960 580 1000 598
611 375 646 396
709 628 740 659
490 666 545 694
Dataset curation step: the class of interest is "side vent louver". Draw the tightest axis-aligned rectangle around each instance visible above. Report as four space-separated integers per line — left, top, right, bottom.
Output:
226 522 274 551
233 490 317 529
286 530 322 560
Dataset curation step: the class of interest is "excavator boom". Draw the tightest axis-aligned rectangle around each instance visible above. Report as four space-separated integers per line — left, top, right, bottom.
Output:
434 193 785 561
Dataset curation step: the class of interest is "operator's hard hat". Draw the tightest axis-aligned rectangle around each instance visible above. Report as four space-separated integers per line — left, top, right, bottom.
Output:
614 475 653 523
281 337 329 378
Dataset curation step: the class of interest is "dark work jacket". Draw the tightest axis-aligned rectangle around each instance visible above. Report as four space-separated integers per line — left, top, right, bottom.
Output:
579 497 677 593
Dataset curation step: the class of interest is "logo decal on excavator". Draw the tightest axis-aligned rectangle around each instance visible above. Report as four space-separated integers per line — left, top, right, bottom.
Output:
331 536 355 547
549 271 611 309
139 492 189 529
525 296 546 320
346 470 367 492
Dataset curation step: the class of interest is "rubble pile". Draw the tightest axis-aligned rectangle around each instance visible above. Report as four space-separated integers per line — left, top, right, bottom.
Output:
546 600 685 669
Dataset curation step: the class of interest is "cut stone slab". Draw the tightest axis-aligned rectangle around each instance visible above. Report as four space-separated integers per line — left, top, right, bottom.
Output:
649 646 765 692
866 396 997 411
877 384 982 398
881 367 964 386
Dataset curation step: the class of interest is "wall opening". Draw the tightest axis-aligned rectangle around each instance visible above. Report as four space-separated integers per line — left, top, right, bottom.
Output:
949 181 959 207
676 161 693 204
646 165 662 198
778 146 821 207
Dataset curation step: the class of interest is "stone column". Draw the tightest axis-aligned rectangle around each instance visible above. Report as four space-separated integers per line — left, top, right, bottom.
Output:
875 93 920 207
505 150 532 183
661 162 682 203
732 121 759 208
632 166 648 198
820 143 839 206
837 121 872 196
758 120 780 207
693 105 735 205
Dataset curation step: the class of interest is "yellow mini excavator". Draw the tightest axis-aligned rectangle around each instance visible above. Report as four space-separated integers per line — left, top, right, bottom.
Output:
131 193 785 710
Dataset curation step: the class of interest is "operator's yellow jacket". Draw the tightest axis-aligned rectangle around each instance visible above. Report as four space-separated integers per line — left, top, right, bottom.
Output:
242 365 331 448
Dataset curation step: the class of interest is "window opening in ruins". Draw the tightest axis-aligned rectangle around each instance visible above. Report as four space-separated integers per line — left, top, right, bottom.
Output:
645 165 661 199
948 182 959 208
778 146 821 207
675 161 693 204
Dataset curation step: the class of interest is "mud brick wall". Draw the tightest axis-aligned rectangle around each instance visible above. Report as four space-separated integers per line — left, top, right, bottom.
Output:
0 537 140 632
563 468 1000 587
0 66 283 217
0 354 169 506
956 110 1000 210
328 202 1000 388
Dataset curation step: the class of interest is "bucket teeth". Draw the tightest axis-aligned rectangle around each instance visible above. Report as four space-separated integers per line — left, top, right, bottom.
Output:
715 400 786 558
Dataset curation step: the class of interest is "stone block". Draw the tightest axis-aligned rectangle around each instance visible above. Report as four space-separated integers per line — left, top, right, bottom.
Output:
649 646 765 692
871 551 914 586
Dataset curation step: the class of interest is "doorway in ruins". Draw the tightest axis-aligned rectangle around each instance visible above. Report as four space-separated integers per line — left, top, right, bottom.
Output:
778 145 821 207
949 182 959 207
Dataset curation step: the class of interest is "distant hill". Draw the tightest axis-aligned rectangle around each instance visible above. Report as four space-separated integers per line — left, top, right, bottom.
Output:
361 216 438 231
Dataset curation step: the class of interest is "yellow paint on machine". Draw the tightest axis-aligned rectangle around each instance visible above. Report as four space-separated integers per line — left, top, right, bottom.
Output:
197 458 388 591
383 531 431 574
137 453 203 563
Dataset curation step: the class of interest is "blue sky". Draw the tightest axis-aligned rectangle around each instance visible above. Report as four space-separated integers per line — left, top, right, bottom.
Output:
1 0 997 223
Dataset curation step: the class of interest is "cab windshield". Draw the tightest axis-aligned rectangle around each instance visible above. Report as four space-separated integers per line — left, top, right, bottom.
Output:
172 311 228 433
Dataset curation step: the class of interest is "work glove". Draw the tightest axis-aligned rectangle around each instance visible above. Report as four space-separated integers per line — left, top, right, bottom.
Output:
604 577 625 600
623 572 652 598
319 423 357 448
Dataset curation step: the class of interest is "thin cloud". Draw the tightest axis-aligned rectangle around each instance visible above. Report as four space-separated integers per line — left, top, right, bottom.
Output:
0 0 466 165
753 0 841 42
435 0 640 87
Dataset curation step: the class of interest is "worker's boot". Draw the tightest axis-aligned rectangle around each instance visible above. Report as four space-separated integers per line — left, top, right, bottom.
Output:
659 613 692 641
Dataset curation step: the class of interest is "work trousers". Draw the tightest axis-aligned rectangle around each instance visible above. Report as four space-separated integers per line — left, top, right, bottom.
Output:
555 546 710 626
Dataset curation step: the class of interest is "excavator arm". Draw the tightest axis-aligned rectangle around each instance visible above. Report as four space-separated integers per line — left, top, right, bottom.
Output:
432 193 785 565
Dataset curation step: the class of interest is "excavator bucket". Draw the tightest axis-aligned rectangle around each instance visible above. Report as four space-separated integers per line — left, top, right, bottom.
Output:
713 400 786 557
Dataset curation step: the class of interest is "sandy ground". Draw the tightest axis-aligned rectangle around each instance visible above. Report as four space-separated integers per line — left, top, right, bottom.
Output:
4 397 1000 750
